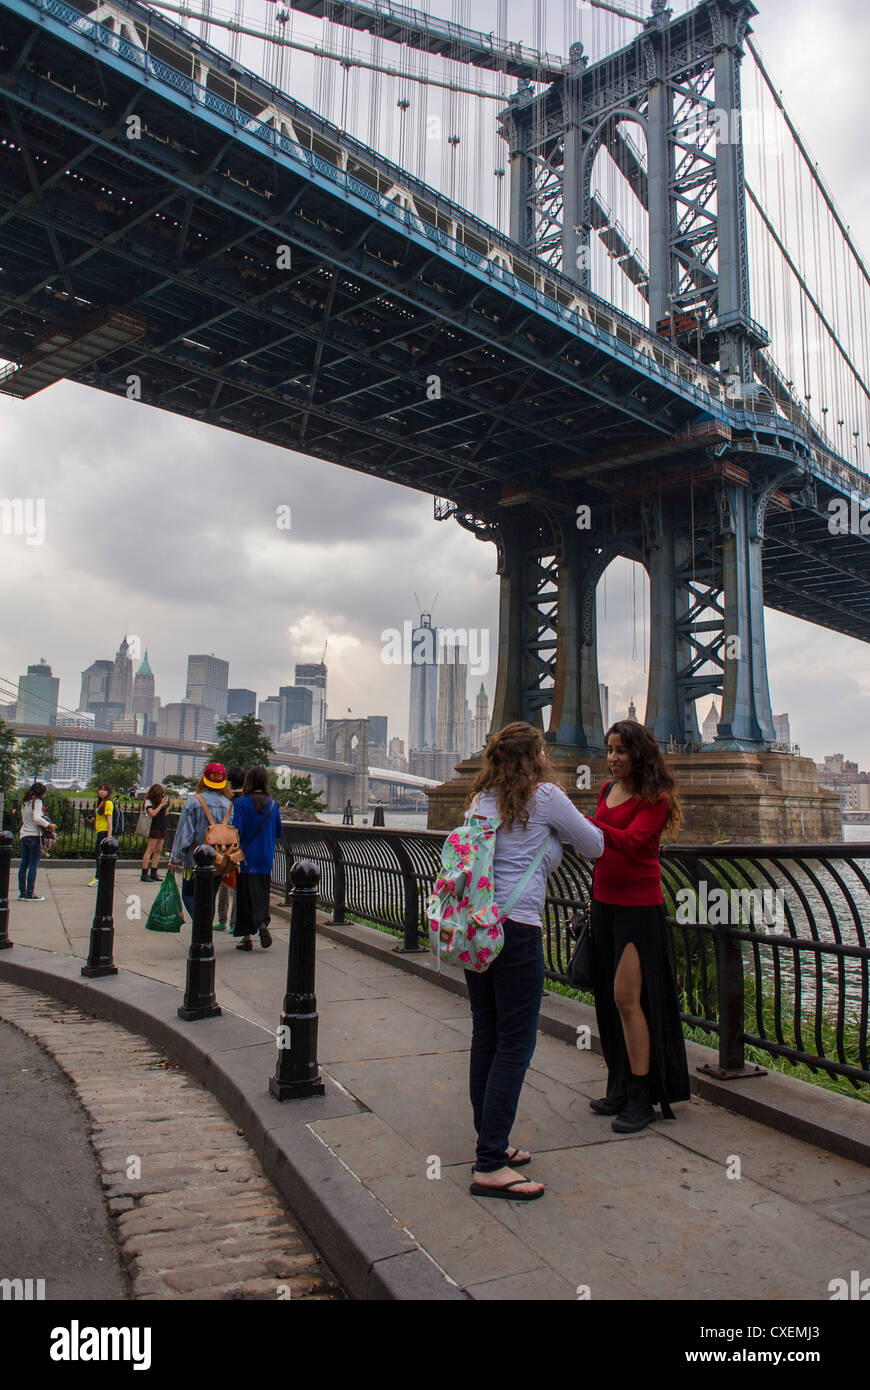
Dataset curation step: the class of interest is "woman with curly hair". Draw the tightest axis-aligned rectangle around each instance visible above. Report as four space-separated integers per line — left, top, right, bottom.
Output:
588 720 690 1133
464 722 603 1201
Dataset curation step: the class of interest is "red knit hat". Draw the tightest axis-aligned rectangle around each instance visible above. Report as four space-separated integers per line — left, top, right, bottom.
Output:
202 762 227 789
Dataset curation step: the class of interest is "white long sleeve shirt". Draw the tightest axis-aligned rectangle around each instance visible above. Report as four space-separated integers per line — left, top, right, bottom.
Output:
20 798 51 837
463 782 604 927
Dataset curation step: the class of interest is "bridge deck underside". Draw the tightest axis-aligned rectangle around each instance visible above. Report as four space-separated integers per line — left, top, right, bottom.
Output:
0 5 713 513
0 0 868 645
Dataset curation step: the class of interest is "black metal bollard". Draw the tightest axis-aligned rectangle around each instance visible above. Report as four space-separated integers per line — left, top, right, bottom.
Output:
270 859 325 1100
82 836 119 978
0 830 13 950
178 845 222 1021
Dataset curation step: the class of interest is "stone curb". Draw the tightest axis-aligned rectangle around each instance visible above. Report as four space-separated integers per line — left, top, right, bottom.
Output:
290 909 870 1170
0 945 466 1302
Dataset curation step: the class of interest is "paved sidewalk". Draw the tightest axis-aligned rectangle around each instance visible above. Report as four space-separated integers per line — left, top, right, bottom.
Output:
7 866 870 1300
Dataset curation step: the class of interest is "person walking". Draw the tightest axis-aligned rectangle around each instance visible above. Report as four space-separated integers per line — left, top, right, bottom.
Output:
216 765 245 932
231 766 283 952
17 782 56 901
167 763 233 921
587 720 690 1133
89 783 114 887
464 722 604 1201
140 784 169 882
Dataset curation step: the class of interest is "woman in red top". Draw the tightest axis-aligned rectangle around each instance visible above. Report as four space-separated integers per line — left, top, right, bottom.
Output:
588 720 690 1133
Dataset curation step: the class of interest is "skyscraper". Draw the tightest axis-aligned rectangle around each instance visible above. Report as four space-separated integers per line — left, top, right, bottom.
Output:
132 651 160 725
153 702 216 783
295 662 327 744
186 655 229 719
108 637 134 716
80 659 112 712
408 612 438 751
279 685 313 733
436 640 468 759
16 660 59 725
701 702 720 744
773 713 791 748
473 683 489 751
48 711 95 786
258 697 282 744
227 688 257 718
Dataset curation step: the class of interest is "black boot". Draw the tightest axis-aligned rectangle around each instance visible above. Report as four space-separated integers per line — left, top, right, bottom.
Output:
140 869 149 882
611 1073 656 1133
148 868 161 882
589 1092 627 1115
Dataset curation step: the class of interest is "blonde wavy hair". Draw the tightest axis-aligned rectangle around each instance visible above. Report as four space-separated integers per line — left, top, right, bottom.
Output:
466 722 554 830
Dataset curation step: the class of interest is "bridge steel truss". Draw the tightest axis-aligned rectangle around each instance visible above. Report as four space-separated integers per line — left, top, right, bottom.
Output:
0 0 868 755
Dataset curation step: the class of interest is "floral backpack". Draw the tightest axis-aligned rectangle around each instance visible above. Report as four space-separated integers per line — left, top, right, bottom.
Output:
426 794 550 973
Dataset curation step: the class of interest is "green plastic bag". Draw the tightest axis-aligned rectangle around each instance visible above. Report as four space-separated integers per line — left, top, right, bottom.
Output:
145 872 184 933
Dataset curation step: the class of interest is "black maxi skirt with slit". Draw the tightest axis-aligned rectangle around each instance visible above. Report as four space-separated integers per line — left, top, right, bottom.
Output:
233 872 272 937
589 901 690 1116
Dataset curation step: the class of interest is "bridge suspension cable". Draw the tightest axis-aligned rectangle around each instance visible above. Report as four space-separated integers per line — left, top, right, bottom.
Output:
747 36 870 294
741 38 870 470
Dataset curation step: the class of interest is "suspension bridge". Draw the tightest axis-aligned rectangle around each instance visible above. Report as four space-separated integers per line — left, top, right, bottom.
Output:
0 0 867 828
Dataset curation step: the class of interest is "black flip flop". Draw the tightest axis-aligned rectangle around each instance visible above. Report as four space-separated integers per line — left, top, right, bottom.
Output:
505 1147 532 1168
469 1177 544 1201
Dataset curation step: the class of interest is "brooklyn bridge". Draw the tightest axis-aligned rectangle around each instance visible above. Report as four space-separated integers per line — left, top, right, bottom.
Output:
0 0 868 837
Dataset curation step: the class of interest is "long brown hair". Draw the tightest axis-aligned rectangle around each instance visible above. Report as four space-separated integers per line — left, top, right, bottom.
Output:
97 783 112 816
146 783 165 805
605 721 682 833
466 722 554 830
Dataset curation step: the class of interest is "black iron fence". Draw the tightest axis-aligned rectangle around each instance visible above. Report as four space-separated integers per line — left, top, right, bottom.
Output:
273 824 870 1091
1 798 183 858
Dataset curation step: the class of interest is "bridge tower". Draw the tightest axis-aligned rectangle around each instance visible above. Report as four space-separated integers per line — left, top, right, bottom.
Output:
487 0 782 754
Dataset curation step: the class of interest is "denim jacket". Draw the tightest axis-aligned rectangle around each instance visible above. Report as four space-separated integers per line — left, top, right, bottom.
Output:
170 790 233 869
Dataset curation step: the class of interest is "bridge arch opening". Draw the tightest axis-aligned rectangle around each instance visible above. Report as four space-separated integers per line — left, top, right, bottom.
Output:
584 115 650 330
594 554 650 737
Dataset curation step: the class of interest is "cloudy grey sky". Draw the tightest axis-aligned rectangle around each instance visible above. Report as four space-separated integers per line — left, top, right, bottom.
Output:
0 0 868 766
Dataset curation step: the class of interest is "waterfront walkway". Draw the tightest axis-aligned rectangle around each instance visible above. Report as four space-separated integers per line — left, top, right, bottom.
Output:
4 865 870 1300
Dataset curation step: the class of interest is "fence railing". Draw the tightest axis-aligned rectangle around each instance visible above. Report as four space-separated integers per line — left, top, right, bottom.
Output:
273 824 870 1091
1 799 183 858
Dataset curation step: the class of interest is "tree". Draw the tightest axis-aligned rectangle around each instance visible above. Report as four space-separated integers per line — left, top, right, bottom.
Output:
268 770 325 818
17 735 58 783
0 719 17 799
87 749 143 795
208 715 274 770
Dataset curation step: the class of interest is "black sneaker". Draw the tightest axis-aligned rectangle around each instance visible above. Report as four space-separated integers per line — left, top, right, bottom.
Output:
259 927 272 949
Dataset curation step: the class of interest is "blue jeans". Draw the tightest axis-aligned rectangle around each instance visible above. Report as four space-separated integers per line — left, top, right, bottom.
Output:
465 918 545 1172
18 836 41 897
180 873 223 922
